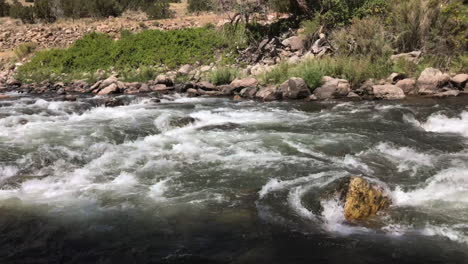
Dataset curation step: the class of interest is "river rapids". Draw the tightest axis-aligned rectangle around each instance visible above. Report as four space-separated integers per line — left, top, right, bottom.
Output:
0 92 468 263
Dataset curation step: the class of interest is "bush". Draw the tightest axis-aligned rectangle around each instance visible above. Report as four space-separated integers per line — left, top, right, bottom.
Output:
146 0 173 19
14 42 38 59
18 28 232 82
34 0 57 23
9 0 34 23
188 0 213 13
0 0 10 17
331 16 393 61
209 67 239 85
387 0 439 53
261 56 393 90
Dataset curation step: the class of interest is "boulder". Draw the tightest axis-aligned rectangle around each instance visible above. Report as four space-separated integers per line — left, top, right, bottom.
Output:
313 76 350 99
281 36 305 51
98 83 119 95
219 85 236 95
139 83 151 92
395 78 417 95
390 51 422 63
155 74 174 86
451 74 468 89
432 89 460 98
256 86 282 101
187 88 200 97
344 176 391 221
169 116 197 127
417 68 451 95
195 81 216 91
0 94 10 100
6 77 21 87
154 84 174 92
239 87 258 98
103 97 126 107
63 95 77 101
279 77 311 99
178 64 193 75
99 75 118 89
230 77 258 90
387 73 406 84
372 85 405 99
347 92 360 98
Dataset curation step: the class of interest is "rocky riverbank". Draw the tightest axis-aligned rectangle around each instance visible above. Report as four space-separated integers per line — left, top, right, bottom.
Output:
0 62 467 104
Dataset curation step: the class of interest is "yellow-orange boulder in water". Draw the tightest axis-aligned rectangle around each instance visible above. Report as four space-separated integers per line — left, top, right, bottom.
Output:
344 176 391 221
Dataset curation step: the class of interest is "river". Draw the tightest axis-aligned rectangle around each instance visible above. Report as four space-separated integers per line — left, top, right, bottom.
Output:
0 92 467 263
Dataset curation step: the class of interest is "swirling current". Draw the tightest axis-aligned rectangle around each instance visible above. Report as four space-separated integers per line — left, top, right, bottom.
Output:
1 92 468 263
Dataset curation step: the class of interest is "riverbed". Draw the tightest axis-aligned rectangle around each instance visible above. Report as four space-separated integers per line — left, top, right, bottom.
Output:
1 93 467 263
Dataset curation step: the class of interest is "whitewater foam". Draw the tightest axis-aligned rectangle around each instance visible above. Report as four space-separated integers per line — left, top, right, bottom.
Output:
422 111 468 137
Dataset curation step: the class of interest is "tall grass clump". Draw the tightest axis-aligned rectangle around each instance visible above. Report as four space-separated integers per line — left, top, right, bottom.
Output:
14 42 38 59
209 67 239 85
331 16 393 61
261 56 393 90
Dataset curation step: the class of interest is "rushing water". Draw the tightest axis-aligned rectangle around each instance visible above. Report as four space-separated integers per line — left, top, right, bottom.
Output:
1 92 468 263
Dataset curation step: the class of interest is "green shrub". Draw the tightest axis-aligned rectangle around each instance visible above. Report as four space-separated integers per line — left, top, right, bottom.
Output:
120 66 161 82
0 0 10 17
9 0 34 23
387 0 439 53
146 0 173 19
209 67 239 85
34 0 57 23
188 0 213 13
14 42 38 59
18 28 232 82
261 56 393 90
331 16 393 61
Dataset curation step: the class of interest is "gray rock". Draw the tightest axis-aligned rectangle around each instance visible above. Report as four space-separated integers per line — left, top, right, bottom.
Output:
451 74 468 89
387 73 406 84
313 76 350 99
178 64 193 75
372 85 405 99
279 77 311 99
99 75 118 89
282 36 304 51
156 74 174 86
240 87 258 98
187 88 200 97
390 51 422 63
432 89 460 98
219 85 236 95
395 78 417 95
98 83 119 95
195 81 216 91
417 68 451 95
256 86 282 101
230 77 258 90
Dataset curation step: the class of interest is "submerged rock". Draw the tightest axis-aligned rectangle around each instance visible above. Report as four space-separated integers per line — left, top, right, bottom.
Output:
344 176 391 221
169 116 197 127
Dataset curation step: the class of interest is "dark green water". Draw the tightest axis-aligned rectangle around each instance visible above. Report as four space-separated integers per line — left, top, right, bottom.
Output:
0 93 468 263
